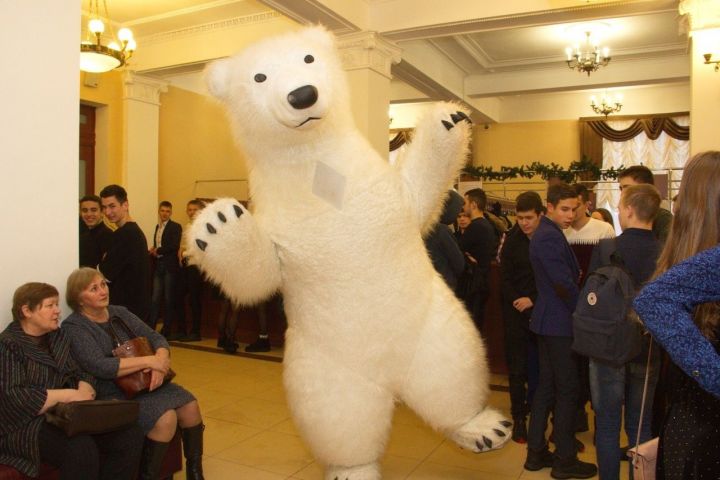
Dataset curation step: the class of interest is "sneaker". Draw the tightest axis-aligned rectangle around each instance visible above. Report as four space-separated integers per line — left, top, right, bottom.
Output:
245 337 271 352
524 448 554 471
216 335 227 348
222 341 239 354
512 417 528 444
550 457 597 479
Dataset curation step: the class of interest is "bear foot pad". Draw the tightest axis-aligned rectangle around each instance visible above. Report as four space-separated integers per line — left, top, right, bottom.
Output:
450 408 512 453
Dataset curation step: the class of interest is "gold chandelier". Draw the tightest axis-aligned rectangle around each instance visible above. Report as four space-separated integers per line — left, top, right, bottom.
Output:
590 94 622 117
565 31 611 76
80 0 136 73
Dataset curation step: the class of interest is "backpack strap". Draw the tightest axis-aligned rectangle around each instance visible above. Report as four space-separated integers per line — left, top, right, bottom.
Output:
598 237 638 287
597 237 618 267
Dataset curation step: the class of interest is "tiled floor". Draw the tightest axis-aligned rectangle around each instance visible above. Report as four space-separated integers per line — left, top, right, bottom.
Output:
169 341 616 479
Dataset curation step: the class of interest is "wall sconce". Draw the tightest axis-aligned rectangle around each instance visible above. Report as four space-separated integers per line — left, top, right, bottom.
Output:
703 53 720 72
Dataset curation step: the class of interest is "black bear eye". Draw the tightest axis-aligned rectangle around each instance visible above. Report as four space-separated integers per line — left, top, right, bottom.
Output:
254 73 267 83
304 55 314 64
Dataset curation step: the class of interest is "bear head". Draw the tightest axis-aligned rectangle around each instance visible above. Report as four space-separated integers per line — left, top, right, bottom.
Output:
205 26 353 157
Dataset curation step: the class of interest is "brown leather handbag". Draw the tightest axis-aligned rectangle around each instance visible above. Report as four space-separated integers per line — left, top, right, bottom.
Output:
45 399 139 437
108 316 175 399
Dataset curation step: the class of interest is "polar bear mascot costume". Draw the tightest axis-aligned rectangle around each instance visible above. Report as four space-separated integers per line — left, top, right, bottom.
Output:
189 26 511 480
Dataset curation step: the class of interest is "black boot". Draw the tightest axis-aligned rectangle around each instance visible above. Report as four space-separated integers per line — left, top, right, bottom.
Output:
512 416 528 444
138 437 170 480
524 446 554 471
182 423 205 480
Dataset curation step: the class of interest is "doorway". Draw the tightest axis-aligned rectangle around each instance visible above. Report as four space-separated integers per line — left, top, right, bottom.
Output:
79 104 96 196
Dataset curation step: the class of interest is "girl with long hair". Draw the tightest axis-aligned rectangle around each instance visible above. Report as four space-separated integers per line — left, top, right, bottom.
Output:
634 150 720 480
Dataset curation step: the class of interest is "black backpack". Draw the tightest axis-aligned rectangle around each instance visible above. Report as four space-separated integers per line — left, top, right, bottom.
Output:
572 238 644 366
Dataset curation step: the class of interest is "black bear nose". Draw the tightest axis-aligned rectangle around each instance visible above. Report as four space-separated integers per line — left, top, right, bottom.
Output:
287 85 318 110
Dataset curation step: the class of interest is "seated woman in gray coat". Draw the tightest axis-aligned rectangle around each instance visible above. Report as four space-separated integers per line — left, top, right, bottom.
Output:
0 282 143 479
62 268 205 480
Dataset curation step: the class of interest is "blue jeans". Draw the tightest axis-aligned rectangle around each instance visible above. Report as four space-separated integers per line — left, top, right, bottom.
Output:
148 263 178 333
589 353 659 480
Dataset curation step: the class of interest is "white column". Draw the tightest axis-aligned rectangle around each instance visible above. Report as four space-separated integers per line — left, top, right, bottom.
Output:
0 1 79 327
681 0 720 154
338 31 402 157
123 72 168 240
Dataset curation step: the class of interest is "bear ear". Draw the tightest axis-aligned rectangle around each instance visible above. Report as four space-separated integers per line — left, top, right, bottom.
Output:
301 25 336 50
205 58 232 101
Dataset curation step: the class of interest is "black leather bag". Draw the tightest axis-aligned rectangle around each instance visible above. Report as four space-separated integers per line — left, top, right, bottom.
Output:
45 399 139 437
108 316 175 399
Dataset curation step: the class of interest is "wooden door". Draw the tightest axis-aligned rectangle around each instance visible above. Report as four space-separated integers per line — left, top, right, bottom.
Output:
79 104 96 196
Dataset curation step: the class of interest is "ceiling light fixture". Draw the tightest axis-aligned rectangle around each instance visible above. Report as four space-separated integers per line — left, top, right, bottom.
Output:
703 53 720 72
590 93 622 117
80 0 136 73
565 31 611 76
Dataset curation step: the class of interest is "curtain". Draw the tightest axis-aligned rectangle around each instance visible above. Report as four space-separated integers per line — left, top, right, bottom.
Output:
389 131 411 152
595 116 689 212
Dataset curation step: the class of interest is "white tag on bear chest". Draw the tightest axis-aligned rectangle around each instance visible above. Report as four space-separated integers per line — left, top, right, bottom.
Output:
312 160 346 210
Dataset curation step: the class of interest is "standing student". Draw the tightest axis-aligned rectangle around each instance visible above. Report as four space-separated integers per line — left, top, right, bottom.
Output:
524 183 597 479
634 151 720 480
565 183 616 435
148 201 182 338
79 194 112 268
587 184 662 480
98 184 151 322
458 188 497 332
617 166 672 243
425 190 466 290
500 191 542 443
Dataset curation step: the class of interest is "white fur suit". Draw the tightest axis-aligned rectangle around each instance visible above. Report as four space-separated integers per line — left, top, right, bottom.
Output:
188 26 511 480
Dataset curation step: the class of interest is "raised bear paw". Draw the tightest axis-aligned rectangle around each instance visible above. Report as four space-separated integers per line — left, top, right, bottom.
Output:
449 408 512 453
185 198 282 304
441 110 472 131
187 198 246 257
409 103 472 168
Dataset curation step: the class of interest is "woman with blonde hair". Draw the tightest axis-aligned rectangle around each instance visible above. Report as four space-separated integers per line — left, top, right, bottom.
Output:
0 282 143 479
62 267 205 480
634 150 720 480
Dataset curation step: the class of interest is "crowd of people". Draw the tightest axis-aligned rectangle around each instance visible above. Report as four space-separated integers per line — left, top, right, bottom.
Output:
2 153 719 479
426 157 719 480
78 185 273 354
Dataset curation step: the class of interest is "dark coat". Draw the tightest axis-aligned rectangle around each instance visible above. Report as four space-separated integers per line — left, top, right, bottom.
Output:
79 222 112 268
153 220 182 271
500 224 537 304
529 216 580 337
425 191 466 289
0 323 95 477
100 222 151 320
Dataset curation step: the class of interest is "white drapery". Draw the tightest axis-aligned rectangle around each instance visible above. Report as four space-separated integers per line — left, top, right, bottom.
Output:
596 116 689 214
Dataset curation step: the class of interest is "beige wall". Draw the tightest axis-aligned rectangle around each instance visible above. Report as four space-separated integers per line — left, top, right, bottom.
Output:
472 119 580 168
1 1 79 329
80 70 125 191
158 86 249 225
470 119 581 200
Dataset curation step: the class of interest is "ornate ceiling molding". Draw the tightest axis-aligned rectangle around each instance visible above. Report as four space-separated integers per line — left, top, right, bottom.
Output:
337 31 402 79
260 0 359 35
123 72 169 105
381 0 679 41
138 11 282 46
679 0 720 30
